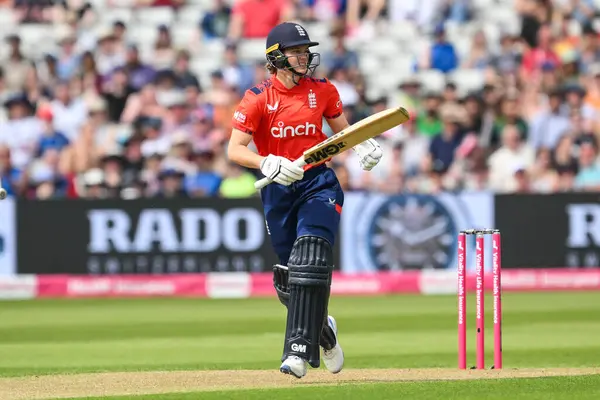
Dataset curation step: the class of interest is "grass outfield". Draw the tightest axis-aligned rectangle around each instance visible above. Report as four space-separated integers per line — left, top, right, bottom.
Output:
0 292 598 399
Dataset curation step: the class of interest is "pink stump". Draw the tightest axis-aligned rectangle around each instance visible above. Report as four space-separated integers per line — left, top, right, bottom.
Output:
492 231 502 369
458 232 467 369
475 234 485 369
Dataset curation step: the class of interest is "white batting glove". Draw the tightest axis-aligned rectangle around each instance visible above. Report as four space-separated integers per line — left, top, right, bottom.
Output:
353 138 383 171
260 154 304 186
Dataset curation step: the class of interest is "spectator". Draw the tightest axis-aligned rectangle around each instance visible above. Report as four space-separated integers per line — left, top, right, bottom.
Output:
228 0 290 40
528 89 571 150
492 33 522 75
201 0 232 40
152 25 176 70
4 34 31 93
574 137 600 190
345 0 385 40
322 27 359 77
102 67 135 123
186 149 222 197
521 24 561 79
429 103 467 173
221 43 254 94
330 67 359 107
0 146 21 196
50 80 88 141
530 147 558 193
416 92 443 137
463 30 492 70
219 161 256 198
0 94 42 170
155 168 189 198
173 50 200 90
35 106 70 158
420 24 459 73
121 45 156 92
488 124 536 192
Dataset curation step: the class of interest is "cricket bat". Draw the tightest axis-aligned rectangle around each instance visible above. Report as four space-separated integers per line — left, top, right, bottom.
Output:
254 106 410 190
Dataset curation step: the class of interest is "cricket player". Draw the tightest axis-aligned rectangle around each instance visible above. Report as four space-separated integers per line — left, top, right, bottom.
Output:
227 22 383 378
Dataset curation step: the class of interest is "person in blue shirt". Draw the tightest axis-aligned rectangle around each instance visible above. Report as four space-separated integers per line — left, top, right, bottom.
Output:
185 149 222 197
35 106 70 158
429 108 465 172
421 24 459 73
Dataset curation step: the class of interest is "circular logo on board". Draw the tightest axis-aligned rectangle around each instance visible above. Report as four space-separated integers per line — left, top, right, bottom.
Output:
366 195 457 271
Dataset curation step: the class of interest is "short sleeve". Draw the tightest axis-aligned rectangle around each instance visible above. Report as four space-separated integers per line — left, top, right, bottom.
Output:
231 90 262 135
323 80 343 119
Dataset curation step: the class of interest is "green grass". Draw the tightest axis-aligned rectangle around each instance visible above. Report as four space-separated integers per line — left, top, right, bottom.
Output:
0 292 599 399
71 375 600 400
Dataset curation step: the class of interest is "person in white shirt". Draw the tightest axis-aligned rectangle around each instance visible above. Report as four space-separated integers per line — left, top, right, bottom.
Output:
488 124 536 192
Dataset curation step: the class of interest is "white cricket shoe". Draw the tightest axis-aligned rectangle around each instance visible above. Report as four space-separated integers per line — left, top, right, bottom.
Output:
322 315 344 374
280 355 308 378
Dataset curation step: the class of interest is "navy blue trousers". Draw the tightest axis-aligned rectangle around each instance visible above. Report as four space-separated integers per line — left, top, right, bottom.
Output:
261 165 344 265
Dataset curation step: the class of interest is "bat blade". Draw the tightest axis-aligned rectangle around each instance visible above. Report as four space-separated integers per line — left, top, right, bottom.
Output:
302 106 410 165
254 106 410 190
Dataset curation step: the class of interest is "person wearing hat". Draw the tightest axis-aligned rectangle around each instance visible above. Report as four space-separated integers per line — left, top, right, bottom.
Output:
228 22 382 379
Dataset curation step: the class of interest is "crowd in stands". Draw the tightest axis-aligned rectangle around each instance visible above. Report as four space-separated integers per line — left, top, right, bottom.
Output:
0 0 599 200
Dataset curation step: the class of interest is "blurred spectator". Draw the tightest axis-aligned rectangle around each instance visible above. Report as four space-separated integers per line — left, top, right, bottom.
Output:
0 146 21 197
35 105 70 158
155 168 189 198
299 0 346 24
463 30 492 70
152 25 176 70
173 50 201 90
219 161 257 198
4 34 30 93
521 24 561 79
429 103 467 172
121 45 156 92
201 0 232 40
50 80 88 141
221 43 254 94
492 33 522 75
518 0 552 49
95 28 126 78
529 89 571 150
345 0 385 40
330 67 359 107
322 28 359 77
420 24 459 73
574 137 600 190
186 149 222 197
0 94 42 170
102 67 135 122
228 0 291 40
417 92 443 137
530 147 558 193
488 124 535 192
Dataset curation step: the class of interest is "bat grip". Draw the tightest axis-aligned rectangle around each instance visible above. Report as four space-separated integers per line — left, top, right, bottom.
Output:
254 158 307 190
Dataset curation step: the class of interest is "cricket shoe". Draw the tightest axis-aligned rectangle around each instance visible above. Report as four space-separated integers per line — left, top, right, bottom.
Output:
322 315 344 374
280 356 308 378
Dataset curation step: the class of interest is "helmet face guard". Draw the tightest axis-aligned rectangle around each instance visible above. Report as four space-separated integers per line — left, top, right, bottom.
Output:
266 43 320 82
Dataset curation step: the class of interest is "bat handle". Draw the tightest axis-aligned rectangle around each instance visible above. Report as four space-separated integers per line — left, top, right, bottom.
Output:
254 158 307 190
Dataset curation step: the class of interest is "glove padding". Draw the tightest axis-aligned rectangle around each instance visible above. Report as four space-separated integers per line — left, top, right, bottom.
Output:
353 138 383 171
260 154 304 186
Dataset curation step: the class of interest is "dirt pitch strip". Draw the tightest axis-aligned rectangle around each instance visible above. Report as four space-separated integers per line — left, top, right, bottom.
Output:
0 368 599 400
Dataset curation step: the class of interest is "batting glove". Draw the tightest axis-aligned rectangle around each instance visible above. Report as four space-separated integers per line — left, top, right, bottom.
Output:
260 154 304 186
353 138 383 171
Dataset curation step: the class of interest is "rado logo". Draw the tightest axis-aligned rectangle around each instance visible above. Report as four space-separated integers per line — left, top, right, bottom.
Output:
88 208 265 253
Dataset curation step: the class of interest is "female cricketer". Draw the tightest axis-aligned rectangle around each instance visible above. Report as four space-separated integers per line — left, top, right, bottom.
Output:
227 22 383 378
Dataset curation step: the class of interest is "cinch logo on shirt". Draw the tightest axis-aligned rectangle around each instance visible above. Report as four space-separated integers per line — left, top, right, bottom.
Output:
270 121 317 138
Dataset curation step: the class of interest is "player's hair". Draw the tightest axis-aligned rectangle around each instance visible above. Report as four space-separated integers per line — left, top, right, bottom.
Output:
265 62 277 75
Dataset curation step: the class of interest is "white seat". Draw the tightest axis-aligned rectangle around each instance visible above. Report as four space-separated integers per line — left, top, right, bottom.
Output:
190 57 222 77
185 0 214 9
177 6 204 24
171 24 200 47
18 25 53 47
101 8 133 24
417 69 445 92
237 39 265 62
449 69 485 94
126 25 158 46
135 7 175 26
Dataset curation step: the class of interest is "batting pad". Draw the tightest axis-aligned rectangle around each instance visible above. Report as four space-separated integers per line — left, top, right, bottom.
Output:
283 236 333 368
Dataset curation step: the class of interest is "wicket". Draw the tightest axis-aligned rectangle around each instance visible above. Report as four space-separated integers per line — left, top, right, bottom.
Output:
458 229 502 370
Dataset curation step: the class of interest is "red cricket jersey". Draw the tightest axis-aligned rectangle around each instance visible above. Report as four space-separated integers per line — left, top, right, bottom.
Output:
231 75 343 161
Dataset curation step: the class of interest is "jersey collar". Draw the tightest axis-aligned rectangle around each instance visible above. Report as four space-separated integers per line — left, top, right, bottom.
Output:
271 75 304 92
